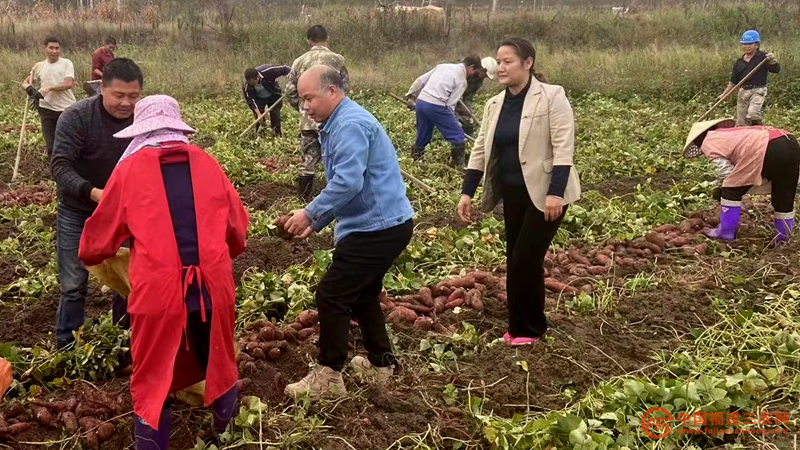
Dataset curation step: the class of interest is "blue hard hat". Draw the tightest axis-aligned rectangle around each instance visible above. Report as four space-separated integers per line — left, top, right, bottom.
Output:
740 30 760 44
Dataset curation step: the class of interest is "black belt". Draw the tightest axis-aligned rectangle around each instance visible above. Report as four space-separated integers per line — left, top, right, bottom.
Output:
741 84 765 90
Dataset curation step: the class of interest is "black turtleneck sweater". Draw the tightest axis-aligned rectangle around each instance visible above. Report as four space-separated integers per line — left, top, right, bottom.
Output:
461 78 570 198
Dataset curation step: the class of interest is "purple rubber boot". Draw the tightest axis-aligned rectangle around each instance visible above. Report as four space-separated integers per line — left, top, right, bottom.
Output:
774 213 795 245
212 385 239 434
703 204 741 241
134 409 171 450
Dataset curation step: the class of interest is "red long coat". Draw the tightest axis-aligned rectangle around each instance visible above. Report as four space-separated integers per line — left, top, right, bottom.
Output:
79 143 249 429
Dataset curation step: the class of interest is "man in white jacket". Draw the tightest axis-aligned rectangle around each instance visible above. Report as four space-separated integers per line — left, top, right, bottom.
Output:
406 55 483 168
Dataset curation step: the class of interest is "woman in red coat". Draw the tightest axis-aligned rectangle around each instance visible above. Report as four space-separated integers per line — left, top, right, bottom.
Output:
79 95 249 449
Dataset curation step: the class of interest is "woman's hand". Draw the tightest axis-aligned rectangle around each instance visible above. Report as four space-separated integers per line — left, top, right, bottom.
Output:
544 195 564 221
457 195 473 223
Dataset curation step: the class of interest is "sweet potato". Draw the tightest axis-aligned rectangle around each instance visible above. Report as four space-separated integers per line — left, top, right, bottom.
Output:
640 242 662 255
495 265 508 273
283 328 298 344
695 243 708 255
297 310 319 328
448 288 465 303
580 284 593 293
433 322 453 336
84 431 100 450
290 322 304 331
652 224 677 233
670 236 690 247
544 278 577 294
273 215 295 240
556 253 571 266
569 266 589 277
468 271 492 284
246 342 260 353
258 327 275 342
447 277 475 289
298 327 316 340
643 249 653 257
61 412 79 433
471 297 484 312
0 416 7 435
413 317 434 332
32 406 54 427
31 400 70 413
568 249 591 265
432 285 452 297
380 300 396 313
8 422 31 435
245 362 258 373
251 348 266 360
79 416 102 432
445 298 465 309
378 290 389 303
274 330 284 341
4 402 24 419
387 306 418 324
587 265 608 275
678 220 695 233
395 302 432 314
496 294 507 303
682 246 697 255
433 296 447 313
645 232 667 249
97 422 116 442
350 319 358 328
267 348 281 361
418 287 434 307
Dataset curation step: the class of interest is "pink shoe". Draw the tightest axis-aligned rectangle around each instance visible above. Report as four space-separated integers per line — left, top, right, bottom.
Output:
502 332 513 343
509 336 540 346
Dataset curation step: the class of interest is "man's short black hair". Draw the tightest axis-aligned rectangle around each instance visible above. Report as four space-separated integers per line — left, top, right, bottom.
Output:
104 35 117 45
463 54 483 70
244 68 259 80
44 36 60 46
306 25 328 43
102 58 144 87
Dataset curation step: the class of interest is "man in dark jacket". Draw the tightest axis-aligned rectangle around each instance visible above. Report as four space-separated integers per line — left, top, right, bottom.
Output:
718 30 780 126
50 58 143 349
243 64 291 137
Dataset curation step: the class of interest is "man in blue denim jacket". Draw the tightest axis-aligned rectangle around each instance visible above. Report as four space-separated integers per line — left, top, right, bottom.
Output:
283 65 414 400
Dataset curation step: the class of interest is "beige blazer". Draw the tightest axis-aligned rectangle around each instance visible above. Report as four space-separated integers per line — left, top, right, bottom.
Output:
467 77 581 213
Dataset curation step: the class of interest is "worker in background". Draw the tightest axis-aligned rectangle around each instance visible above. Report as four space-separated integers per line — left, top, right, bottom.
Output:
718 30 780 126
285 25 349 201
683 119 798 245
283 66 413 400
88 36 117 96
50 58 142 349
243 64 291 137
405 55 484 168
79 95 249 449
21 36 76 158
455 56 497 139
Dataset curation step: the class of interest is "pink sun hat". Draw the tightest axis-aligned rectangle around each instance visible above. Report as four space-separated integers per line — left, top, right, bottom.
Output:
113 95 196 139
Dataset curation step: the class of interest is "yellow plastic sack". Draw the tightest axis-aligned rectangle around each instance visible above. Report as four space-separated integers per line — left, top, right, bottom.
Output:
86 248 131 297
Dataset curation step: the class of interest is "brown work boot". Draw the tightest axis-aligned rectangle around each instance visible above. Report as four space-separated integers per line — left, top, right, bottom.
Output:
284 365 347 400
350 356 394 383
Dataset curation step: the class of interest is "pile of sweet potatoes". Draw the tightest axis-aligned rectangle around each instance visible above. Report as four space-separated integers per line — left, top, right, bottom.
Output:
1 394 121 448
0 184 53 208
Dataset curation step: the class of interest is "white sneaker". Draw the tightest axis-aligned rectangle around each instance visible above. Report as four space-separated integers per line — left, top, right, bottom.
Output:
284 365 347 400
350 356 394 382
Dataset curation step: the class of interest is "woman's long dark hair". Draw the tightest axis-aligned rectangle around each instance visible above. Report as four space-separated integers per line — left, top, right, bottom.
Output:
496 37 547 83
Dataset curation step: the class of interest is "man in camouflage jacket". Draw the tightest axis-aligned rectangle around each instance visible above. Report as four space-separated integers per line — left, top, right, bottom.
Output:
285 25 349 201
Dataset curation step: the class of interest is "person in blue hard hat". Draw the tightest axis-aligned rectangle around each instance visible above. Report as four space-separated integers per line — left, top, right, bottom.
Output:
717 30 780 127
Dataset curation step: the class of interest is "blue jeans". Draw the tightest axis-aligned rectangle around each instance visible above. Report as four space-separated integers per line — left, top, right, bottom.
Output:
414 100 465 148
56 205 129 348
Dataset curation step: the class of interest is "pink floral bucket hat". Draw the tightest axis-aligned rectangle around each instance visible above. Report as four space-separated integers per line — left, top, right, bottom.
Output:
113 95 196 139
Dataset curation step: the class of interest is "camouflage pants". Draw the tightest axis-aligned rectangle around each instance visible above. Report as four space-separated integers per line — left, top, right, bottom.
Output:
736 86 767 126
300 130 321 176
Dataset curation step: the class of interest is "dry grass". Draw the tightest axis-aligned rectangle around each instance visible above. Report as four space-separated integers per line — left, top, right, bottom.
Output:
0 0 799 103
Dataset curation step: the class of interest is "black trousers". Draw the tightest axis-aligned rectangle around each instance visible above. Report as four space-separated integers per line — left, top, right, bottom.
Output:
502 184 566 338
254 99 282 137
316 220 413 372
721 134 800 213
39 107 61 158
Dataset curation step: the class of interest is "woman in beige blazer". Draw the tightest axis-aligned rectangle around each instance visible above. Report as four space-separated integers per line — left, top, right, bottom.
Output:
457 37 581 346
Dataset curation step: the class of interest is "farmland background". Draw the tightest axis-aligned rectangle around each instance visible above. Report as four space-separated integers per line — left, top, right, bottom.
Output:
0 0 799 103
